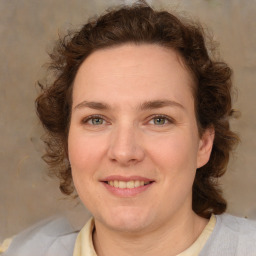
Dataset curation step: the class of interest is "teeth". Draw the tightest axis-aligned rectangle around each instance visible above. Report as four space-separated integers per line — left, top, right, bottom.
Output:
114 180 119 188
127 181 134 188
134 180 140 187
107 180 151 188
119 181 126 189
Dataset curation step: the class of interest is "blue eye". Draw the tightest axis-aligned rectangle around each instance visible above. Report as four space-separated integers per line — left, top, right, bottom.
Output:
82 115 106 125
148 115 173 126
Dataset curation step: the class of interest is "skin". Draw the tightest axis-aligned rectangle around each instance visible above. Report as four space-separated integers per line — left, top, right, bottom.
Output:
68 44 215 256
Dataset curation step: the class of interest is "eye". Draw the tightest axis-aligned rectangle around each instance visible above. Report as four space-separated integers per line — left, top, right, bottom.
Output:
153 117 167 125
82 115 106 125
148 115 173 126
90 117 104 125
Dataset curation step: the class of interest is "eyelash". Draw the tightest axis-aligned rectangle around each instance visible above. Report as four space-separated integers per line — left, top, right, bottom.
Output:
81 115 107 125
148 115 174 126
81 114 174 126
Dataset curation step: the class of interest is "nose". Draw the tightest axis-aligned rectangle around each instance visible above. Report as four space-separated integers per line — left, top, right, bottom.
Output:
107 124 145 166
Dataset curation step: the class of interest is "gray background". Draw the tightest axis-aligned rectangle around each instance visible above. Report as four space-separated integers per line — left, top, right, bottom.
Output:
0 0 256 241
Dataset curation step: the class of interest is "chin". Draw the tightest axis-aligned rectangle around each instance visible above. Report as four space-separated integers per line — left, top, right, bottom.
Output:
98 206 155 233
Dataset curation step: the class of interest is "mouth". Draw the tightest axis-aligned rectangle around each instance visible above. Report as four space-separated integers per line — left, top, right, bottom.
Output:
101 176 155 197
103 180 153 189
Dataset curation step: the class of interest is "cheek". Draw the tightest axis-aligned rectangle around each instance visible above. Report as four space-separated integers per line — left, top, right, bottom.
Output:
68 132 105 206
68 130 106 170
67 130 106 196
147 132 199 174
142 132 199 217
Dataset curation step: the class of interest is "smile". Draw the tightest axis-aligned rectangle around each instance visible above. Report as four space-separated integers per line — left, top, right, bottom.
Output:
107 180 151 189
102 176 155 197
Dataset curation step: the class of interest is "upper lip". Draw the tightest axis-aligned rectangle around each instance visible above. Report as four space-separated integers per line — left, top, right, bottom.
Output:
101 175 154 182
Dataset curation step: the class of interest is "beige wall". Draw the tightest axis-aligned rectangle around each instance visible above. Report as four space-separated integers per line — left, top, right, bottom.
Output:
1 0 256 241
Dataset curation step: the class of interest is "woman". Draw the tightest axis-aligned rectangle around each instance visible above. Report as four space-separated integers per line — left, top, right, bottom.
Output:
1 1 256 255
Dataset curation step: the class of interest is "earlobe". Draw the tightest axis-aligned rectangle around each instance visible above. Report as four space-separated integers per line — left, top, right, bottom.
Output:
197 128 215 168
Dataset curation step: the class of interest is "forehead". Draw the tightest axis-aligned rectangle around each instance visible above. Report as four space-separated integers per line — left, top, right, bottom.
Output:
72 44 195 108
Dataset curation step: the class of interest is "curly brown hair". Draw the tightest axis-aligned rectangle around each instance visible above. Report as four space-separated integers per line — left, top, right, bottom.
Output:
36 1 239 218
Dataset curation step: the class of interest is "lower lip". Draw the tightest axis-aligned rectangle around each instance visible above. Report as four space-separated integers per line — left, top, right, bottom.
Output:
102 182 154 197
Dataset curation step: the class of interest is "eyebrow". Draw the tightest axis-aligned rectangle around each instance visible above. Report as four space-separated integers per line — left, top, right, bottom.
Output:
73 99 184 111
139 100 184 111
74 101 111 110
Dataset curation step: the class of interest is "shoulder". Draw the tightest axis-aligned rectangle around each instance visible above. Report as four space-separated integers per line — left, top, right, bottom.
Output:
0 217 79 256
217 213 256 233
200 213 256 256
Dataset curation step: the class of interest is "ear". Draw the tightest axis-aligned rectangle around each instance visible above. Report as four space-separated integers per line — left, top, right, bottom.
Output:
197 127 215 168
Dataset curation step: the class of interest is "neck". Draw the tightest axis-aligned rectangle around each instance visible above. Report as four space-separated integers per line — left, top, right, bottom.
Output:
93 210 208 256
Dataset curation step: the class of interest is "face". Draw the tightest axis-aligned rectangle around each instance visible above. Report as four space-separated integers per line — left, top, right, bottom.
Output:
68 44 213 233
